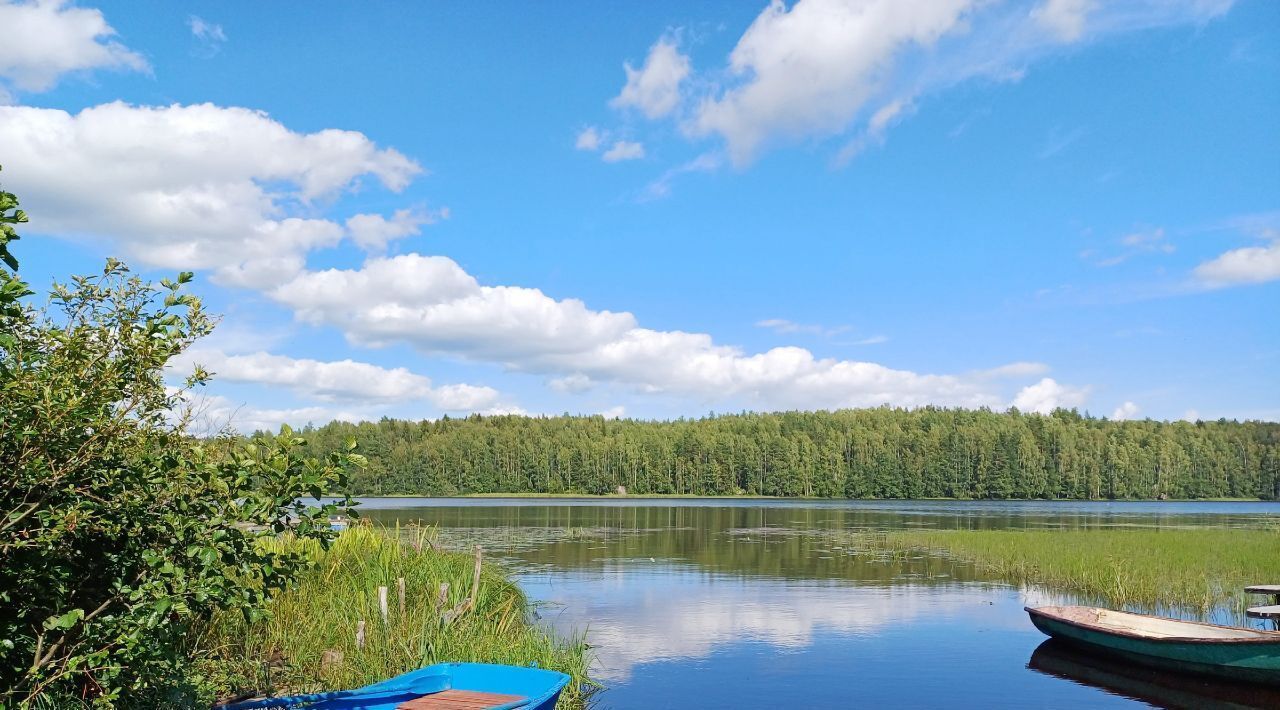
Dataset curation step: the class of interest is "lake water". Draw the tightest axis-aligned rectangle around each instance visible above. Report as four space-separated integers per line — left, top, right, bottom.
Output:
357 498 1280 709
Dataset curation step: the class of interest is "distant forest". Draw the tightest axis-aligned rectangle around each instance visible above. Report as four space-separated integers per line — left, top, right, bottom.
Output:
281 408 1280 500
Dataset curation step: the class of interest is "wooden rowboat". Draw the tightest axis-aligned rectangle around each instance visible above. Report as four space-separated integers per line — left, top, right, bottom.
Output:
1026 606 1280 686
217 662 570 710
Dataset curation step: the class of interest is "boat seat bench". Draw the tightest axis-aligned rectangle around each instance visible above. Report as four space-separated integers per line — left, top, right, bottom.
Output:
1247 605 1280 619
398 689 528 709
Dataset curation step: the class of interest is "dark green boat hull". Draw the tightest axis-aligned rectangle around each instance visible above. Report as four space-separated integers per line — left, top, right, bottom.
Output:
1029 640 1280 709
1029 613 1280 686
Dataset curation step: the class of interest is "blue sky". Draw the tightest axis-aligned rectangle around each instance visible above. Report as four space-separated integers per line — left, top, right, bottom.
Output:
1 0 1276 430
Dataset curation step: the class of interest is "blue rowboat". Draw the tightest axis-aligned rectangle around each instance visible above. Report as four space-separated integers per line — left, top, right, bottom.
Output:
217 662 570 710
1026 605 1280 686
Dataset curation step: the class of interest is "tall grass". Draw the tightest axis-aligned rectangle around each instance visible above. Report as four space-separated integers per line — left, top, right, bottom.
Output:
867 527 1280 614
196 524 593 706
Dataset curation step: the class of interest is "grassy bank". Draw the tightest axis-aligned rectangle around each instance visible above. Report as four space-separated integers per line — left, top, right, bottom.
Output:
863 526 1280 613
197 525 593 706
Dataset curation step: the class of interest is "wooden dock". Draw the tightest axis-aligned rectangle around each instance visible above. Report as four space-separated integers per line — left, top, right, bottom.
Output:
1246 585 1280 620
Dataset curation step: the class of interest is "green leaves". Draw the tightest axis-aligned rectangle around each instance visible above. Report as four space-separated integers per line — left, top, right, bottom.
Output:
43 609 85 632
0 165 28 272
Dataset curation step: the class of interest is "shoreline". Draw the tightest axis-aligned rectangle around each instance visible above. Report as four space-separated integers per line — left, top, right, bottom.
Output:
342 492 1270 503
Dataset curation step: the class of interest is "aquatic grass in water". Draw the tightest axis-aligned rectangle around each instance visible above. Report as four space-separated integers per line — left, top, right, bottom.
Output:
196 525 594 706
862 527 1280 614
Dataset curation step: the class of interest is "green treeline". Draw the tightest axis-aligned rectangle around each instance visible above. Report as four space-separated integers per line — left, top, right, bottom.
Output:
289 408 1280 500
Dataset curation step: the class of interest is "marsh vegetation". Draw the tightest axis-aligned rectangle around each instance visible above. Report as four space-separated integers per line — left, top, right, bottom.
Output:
198 525 594 707
861 526 1280 613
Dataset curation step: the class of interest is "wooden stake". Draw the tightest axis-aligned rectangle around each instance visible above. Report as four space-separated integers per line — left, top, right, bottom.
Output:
468 545 483 611
355 620 366 649
378 586 388 624
397 577 406 613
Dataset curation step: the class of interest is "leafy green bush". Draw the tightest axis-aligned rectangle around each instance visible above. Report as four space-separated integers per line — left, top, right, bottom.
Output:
0 168 361 707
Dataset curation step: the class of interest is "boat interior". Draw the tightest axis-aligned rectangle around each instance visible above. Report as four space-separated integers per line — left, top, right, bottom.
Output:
398 689 527 709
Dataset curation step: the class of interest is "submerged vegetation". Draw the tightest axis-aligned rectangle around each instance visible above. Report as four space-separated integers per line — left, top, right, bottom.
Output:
198 525 594 707
290 410 1280 500
865 527 1280 613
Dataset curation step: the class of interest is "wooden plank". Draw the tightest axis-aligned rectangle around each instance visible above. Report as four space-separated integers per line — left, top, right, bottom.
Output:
1246 585 1280 595
1246 605 1280 619
398 689 527 710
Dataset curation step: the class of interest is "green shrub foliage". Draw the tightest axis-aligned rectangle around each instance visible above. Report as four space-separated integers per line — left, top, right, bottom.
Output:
0 168 362 707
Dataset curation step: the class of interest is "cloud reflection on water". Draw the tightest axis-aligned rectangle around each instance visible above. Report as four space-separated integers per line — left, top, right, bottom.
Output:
522 566 1002 682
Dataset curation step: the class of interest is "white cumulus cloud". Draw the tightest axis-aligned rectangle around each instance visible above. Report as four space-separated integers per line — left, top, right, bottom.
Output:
602 140 645 162
575 126 603 151
611 36 691 119
1111 401 1140 421
0 0 147 93
975 362 1051 379
691 0 976 165
549 373 595 394
659 0 1233 165
269 253 1078 412
0 102 420 288
1031 0 1095 42
177 391 366 436
346 208 442 253
1194 233 1280 287
174 349 507 417
272 254 638 359
1013 377 1090 414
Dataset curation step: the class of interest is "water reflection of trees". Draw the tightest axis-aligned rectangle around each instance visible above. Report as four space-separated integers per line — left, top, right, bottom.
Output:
363 504 1277 596
364 505 1027 583
364 502 1270 535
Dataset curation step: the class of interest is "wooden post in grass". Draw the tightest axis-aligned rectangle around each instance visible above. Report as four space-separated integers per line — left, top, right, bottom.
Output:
398 577 406 614
355 620 366 649
469 546 483 611
436 582 449 610
378 586 389 624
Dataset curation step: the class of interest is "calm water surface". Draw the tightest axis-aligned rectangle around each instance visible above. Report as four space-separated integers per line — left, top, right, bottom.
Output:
358 499 1280 709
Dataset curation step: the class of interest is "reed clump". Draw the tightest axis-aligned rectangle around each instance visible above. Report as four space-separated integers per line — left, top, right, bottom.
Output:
873 527 1280 613
196 524 593 706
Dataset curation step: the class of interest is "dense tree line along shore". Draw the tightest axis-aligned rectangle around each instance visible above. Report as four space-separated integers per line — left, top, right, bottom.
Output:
284 409 1280 500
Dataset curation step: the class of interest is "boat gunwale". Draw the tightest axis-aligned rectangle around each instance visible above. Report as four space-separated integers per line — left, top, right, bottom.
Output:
1026 605 1280 645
